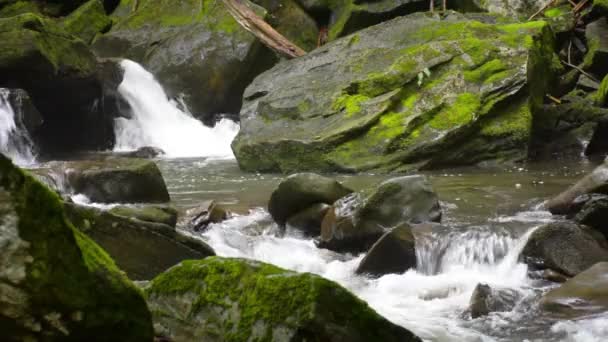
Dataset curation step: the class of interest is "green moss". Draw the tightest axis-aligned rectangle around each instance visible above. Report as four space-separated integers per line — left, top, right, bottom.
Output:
62 0 112 44
597 75 608 107
481 100 532 140
429 93 481 130
544 7 564 18
464 59 507 83
333 93 371 116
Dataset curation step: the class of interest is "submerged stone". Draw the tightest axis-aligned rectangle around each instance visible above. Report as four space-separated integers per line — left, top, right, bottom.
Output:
145 257 422 342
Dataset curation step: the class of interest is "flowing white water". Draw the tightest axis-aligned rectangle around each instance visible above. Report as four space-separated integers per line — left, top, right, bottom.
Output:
114 60 239 158
0 89 36 166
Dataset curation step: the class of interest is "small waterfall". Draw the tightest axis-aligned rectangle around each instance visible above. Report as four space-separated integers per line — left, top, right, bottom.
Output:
114 59 239 158
0 89 36 166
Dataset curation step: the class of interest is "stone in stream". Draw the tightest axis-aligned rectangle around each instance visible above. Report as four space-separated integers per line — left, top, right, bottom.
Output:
268 173 353 227
64 158 170 203
468 283 520 319
0 154 153 340
356 223 417 277
519 221 608 277
286 203 331 236
145 257 423 342
541 262 608 318
573 195 608 239
120 146 166 159
65 203 215 280
109 204 178 227
232 11 559 173
319 175 441 253
184 200 229 232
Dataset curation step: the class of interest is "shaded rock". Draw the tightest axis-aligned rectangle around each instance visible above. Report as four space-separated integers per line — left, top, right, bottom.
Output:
541 262 608 318
121 146 166 159
468 283 519 319
597 74 608 107
573 195 608 238
145 257 422 342
286 202 331 236
253 0 319 51
319 175 440 253
0 154 153 340
65 203 215 280
185 200 229 232
584 17 608 77
62 0 112 44
268 173 353 226
542 269 569 283
233 12 558 173
585 116 608 156
519 221 608 277
109 204 178 227
5 88 43 136
356 223 416 277
65 158 170 203
546 160 608 215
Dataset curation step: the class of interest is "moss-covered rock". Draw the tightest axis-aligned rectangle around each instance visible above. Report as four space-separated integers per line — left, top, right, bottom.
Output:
62 0 112 44
145 257 422 342
598 74 608 107
233 12 558 173
583 17 608 77
0 154 153 340
109 204 178 227
66 203 214 280
64 158 170 203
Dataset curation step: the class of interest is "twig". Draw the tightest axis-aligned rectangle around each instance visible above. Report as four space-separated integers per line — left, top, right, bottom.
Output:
529 0 557 21
547 94 562 104
561 60 600 82
573 0 589 13
568 40 572 64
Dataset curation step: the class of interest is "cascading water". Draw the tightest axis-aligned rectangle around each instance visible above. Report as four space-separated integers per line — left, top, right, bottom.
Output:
114 60 239 158
0 88 36 166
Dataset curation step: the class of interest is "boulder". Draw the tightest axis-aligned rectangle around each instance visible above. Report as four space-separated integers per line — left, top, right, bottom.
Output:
61 0 112 44
541 262 608 318
0 154 153 340
268 173 353 226
286 203 331 236
519 221 608 277
64 158 170 203
472 0 543 17
319 175 441 253
65 203 215 280
573 195 608 238
109 204 178 227
184 200 229 232
121 146 165 158
584 17 608 77
93 0 297 123
546 160 608 215
356 223 417 277
233 12 559 173
0 0 92 17
145 257 422 342
593 0 608 14
468 283 519 319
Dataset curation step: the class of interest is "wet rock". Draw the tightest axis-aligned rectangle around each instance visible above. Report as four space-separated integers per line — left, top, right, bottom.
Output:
319 175 440 253
468 283 519 319
356 223 417 277
585 116 608 156
65 158 170 203
121 146 166 159
546 160 608 215
109 205 178 227
0 154 153 340
542 269 569 283
541 262 608 318
145 257 422 342
573 195 608 239
253 0 319 51
233 12 558 173
268 173 353 226
185 200 229 232
65 203 215 280
520 221 608 277
61 0 112 44
584 17 608 77
5 88 43 136
286 203 331 236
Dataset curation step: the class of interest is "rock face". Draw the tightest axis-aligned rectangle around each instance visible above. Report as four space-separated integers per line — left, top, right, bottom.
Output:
473 0 543 17
319 175 441 253
520 221 608 277
356 223 417 277
541 262 608 318
0 154 153 340
65 158 170 203
61 0 112 44
546 161 608 215
573 195 608 239
233 12 558 173
65 203 215 280
268 173 353 226
145 257 422 342
584 17 608 77
468 283 519 318
93 0 301 123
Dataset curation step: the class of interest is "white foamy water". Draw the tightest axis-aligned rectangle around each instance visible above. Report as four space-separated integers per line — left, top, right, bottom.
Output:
114 60 239 158
0 89 36 166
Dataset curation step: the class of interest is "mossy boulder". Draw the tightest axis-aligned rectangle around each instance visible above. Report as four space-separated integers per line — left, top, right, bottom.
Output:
145 257 422 342
519 221 608 277
64 158 170 203
0 154 153 340
109 204 178 227
319 175 440 253
65 203 215 280
93 0 278 123
584 17 608 78
540 262 608 318
355 223 417 277
61 0 112 44
233 12 558 173
598 74 608 107
268 173 353 226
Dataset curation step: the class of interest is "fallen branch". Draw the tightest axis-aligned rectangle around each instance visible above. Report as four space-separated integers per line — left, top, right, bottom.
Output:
529 0 557 20
547 94 562 104
221 0 306 59
561 60 600 82
573 0 589 13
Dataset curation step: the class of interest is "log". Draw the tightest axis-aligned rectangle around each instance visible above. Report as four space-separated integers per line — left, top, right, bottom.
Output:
221 0 306 59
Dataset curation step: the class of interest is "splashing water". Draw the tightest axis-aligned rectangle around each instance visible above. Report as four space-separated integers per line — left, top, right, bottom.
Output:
0 89 36 166
114 60 239 158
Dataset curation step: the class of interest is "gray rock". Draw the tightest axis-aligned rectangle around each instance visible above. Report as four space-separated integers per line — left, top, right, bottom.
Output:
184 200 229 232
468 283 519 318
356 223 417 277
286 203 331 236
